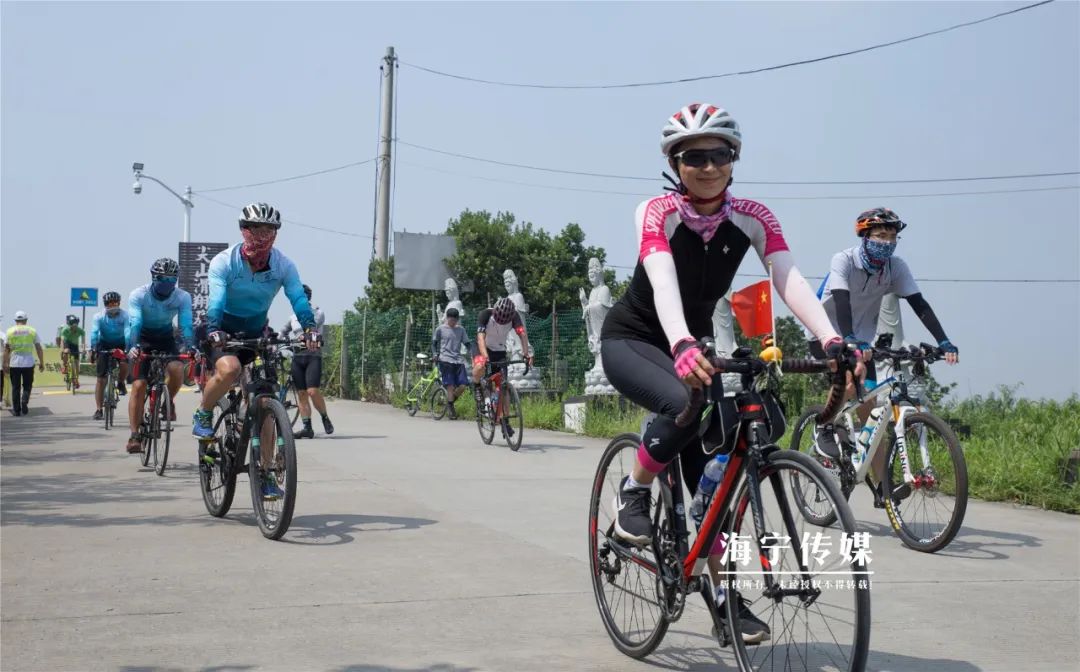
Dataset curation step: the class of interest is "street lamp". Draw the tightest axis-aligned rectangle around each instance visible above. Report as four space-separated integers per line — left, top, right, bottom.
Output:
131 161 194 242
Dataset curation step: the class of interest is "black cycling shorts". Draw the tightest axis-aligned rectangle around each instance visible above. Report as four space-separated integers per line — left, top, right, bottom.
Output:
95 344 125 378
291 354 323 390
131 335 181 383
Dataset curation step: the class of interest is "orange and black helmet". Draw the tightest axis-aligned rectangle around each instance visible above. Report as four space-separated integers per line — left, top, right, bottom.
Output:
855 207 906 237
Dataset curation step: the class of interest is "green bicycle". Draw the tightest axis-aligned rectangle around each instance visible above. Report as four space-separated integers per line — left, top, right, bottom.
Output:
404 353 447 420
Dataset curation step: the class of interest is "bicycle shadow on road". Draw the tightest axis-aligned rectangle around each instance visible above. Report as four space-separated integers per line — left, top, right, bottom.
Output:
120 666 257 672
857 520 1041 561
212 512 439 546
641 631 982 672
515 442 585 453
335 665 478 672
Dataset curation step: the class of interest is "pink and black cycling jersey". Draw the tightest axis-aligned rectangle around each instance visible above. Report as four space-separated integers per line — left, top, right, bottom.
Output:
601 192 837 353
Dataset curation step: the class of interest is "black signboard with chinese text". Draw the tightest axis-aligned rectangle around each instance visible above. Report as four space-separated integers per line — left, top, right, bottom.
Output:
178 242 229 323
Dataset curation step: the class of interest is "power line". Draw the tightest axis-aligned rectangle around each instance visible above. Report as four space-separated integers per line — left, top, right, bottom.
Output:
399 139 1079 185
191 191 1075 284
196 158 377 193
400 1 1056 90
398 140 653 181
399 160 653 196
192 192 373 239
399 160 1079 200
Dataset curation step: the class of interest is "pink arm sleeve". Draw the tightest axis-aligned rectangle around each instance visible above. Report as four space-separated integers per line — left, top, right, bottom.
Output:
767 250 841 346
636 197 693 352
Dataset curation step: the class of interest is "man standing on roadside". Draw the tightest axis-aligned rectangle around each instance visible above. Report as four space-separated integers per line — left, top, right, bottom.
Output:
3 311 45 417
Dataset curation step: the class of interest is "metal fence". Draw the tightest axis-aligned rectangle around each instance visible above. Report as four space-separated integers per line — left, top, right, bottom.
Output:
325 306 598 402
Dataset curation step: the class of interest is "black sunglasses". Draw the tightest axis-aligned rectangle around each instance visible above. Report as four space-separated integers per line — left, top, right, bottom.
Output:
674 147 737 169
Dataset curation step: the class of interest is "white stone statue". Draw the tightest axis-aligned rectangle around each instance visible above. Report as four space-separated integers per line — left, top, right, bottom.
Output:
580 258 615 395
501 268 541 390
875 293 908 382
711 289 743 394
503 269 529 314
437 277 465 323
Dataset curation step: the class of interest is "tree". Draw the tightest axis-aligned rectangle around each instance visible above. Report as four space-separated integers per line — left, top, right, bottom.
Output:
443 211 606 316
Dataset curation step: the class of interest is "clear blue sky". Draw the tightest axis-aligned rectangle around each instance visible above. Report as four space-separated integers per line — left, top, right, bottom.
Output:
2 2 1077 400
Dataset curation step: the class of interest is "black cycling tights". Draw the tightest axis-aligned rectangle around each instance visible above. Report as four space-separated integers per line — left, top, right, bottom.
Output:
602 338 710 493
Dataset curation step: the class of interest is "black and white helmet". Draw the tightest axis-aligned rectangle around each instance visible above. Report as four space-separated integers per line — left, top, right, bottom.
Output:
150 257 180 276
492 297 516 324
661 103 742 157
103 291 121 304
240 202 282 229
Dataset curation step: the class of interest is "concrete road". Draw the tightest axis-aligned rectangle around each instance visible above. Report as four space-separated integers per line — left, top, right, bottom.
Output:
2 387 1077 671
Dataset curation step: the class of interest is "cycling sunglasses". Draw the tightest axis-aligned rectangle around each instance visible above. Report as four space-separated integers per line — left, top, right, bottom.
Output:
674 147 737 169
153 275 179 283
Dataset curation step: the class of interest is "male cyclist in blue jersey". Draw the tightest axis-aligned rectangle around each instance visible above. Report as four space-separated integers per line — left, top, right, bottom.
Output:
90 291 129 420
192 202 318 499
125 258 195 453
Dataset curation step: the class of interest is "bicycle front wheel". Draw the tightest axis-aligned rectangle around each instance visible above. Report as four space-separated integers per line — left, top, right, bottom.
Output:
248 399 298 540
154 390 172 476
789 404 852 527
884 412 968 553
140 402 154 468
725 449 871 672
104 374 116 430
476 392 495 445
502 384 523 451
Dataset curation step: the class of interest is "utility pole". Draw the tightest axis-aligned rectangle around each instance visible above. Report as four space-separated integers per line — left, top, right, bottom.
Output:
374 46 396 261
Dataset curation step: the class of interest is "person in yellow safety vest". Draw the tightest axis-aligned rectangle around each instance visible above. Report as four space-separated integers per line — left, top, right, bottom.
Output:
3 311 45 417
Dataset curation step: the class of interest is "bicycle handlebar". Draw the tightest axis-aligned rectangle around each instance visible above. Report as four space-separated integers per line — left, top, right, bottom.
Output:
674 341 854 429
872 342 946 364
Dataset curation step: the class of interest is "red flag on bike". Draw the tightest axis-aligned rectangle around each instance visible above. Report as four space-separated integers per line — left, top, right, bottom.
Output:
731 280 773 338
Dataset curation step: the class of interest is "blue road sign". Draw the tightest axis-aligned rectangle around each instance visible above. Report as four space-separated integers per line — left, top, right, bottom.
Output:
70 287 98 307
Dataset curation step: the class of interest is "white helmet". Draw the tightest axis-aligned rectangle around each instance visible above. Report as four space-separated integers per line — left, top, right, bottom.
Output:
660 103 742 157
14 310 27 321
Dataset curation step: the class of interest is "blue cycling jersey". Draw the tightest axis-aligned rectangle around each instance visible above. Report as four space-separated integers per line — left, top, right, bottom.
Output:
206 243 314 336
126 284 194 349
91 309 128 349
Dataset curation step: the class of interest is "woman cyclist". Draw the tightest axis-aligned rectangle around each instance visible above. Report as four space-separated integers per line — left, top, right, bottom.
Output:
600 102 864 642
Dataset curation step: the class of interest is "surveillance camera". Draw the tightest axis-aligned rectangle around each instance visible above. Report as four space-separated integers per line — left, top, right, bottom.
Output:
133 180 142 195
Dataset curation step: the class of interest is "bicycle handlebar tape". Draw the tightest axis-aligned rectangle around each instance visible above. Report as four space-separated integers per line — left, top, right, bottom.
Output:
781 358 829 374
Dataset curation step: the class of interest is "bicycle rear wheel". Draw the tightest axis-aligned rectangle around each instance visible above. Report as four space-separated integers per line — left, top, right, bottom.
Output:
430 386 448 420
725 449 870 672
281 379 301 428
248 399 298 540
502 384 523 451
154 391 172 476
200 398 238 517
588 433 670 659
884 412 968 553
